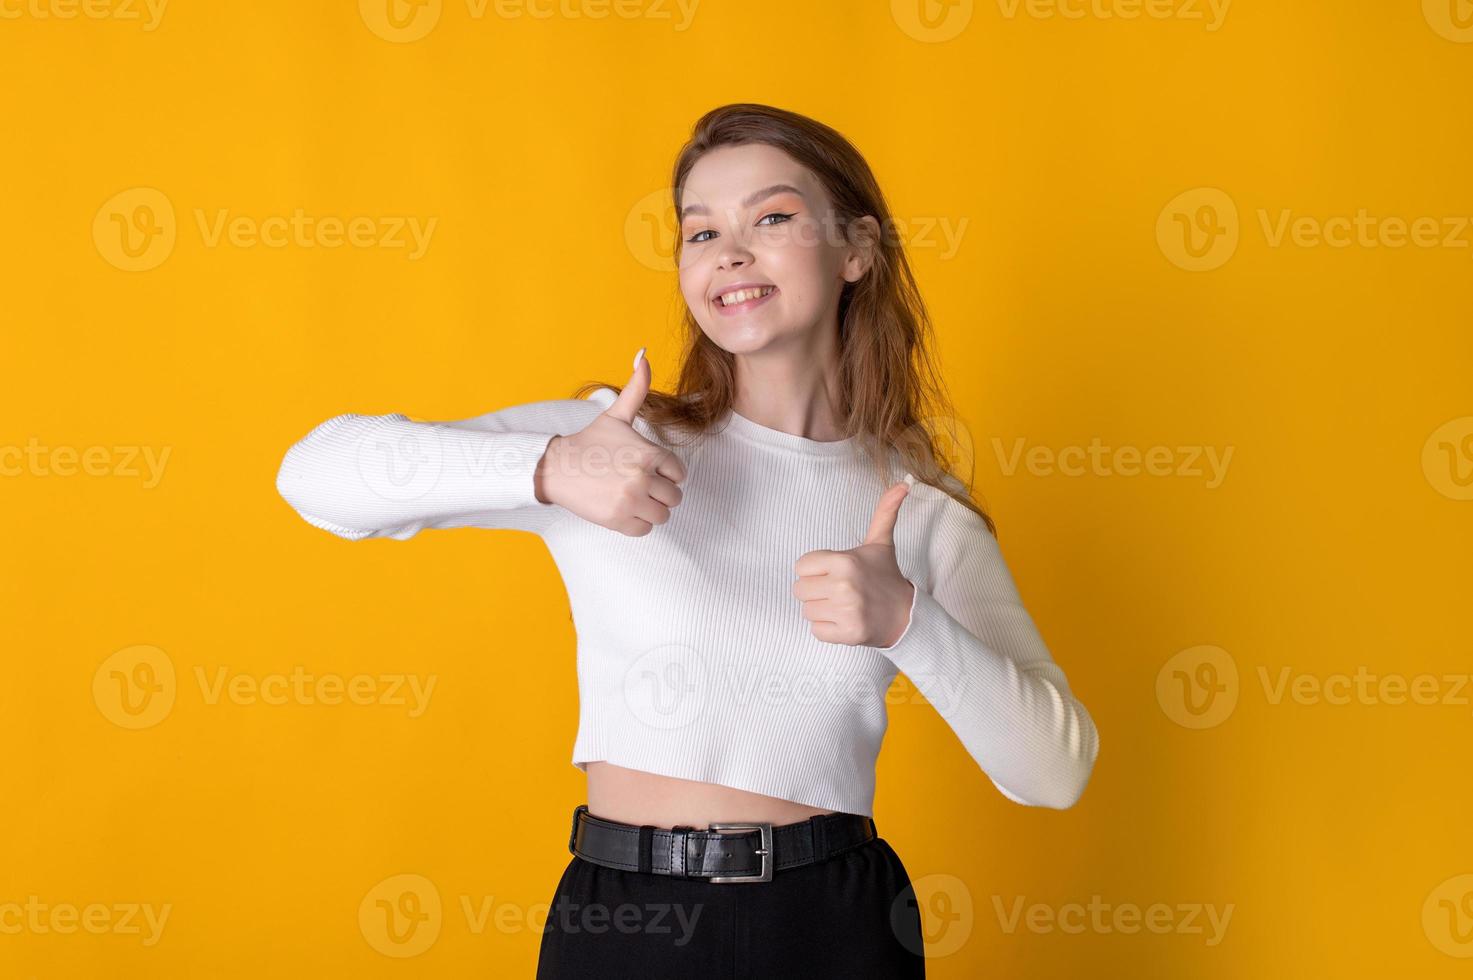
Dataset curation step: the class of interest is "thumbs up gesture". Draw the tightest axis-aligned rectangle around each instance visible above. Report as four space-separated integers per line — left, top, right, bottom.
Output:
538 347 687 536
792 478 918 647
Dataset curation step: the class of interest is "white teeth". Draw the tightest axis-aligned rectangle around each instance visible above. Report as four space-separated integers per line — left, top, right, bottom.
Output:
719 286 774 307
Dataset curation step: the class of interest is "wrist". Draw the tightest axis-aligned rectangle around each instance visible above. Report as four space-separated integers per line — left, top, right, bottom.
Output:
880 581 918 650
534 435 561 505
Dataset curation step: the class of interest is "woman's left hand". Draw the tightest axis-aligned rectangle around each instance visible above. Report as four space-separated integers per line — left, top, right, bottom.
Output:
793 479 917 648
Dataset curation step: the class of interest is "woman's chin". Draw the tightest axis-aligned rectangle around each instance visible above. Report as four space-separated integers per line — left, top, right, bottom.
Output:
704 320 790 354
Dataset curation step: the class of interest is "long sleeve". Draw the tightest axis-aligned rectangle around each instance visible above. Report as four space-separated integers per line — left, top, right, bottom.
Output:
274 393 607 541
879 497 1100 809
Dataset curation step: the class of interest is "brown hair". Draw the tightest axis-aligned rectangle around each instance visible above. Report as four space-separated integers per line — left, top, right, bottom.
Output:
573 102 995 535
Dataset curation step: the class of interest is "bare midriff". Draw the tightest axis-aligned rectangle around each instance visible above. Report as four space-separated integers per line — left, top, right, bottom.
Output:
584 761 838 830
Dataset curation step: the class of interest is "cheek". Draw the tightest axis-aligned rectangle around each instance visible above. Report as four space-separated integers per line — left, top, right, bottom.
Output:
766 254 826 314
763 232 832 288
677 264 706 310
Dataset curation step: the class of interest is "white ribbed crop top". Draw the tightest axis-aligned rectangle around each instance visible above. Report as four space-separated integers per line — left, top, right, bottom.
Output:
273 387 1100 815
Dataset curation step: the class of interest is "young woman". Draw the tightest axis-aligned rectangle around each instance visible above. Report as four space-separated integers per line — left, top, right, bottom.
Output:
276 103 1100 977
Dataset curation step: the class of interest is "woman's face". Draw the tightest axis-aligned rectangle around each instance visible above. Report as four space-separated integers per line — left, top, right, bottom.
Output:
677 142 869 356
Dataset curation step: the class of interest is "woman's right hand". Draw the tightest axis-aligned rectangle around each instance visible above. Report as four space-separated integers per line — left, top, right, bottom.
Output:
535 349 687 536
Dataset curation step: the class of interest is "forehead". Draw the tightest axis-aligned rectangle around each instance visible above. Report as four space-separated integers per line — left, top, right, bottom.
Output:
680 143 827 217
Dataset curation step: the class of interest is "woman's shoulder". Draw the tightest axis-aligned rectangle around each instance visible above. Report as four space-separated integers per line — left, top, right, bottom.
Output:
904 468 995 544
584 385 618 407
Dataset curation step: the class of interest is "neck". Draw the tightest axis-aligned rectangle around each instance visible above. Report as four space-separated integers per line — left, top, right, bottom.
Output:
730 328 845 442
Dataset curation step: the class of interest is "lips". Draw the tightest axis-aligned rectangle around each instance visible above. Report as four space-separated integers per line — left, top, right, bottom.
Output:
712 285 778 316
712 282 777 307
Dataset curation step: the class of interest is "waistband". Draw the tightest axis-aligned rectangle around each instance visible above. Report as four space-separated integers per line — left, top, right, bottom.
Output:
566 803 878 884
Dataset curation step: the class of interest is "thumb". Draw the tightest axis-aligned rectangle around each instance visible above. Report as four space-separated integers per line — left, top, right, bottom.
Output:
862 477 912 547
605 346 651 425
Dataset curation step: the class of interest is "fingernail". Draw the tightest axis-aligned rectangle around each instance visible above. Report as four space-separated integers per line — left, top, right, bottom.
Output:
903 472 916 486
632 346 646 371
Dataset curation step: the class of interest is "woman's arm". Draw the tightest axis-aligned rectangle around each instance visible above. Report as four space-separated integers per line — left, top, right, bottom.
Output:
274 394 606 540
879 495 1101 809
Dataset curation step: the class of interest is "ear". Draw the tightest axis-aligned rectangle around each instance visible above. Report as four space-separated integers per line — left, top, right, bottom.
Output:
842 214 882 284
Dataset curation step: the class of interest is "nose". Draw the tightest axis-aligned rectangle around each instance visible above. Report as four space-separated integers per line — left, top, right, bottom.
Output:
716 237 754 271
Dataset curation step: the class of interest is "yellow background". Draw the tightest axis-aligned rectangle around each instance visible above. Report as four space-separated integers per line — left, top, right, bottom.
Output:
4 0 1472 976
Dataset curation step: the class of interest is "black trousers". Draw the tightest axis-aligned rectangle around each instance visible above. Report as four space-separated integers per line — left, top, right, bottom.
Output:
535 829 927 978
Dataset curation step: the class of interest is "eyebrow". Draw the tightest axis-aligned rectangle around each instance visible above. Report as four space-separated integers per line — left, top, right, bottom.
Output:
680 183 806 218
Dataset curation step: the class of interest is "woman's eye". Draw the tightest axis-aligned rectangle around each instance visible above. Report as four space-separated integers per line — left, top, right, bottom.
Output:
684 213 795 244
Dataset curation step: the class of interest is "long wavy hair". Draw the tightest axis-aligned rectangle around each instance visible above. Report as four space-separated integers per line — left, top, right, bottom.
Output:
574 102 995 536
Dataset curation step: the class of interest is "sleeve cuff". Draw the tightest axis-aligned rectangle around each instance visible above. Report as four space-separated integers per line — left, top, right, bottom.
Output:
874 583 986 687
431 426 558 511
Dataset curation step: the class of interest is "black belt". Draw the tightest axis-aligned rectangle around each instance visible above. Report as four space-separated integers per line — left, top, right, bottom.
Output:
566 804 877 884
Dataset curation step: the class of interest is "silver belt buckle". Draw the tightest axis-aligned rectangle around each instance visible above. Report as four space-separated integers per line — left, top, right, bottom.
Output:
706 823 773 883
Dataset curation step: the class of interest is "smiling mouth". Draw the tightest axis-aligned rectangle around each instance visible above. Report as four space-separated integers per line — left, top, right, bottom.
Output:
716 285 777 308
